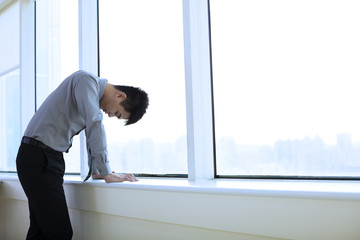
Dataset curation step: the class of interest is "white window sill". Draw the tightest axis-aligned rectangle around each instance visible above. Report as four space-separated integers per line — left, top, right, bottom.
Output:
3 172 360 239
2 172 360 200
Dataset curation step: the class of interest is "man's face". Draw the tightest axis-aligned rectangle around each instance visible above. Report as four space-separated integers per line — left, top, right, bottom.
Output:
100 91 130 120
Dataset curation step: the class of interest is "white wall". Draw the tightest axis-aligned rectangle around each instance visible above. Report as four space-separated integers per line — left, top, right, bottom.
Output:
1 177 360 240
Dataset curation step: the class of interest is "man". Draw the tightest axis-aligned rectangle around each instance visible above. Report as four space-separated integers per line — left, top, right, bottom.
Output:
16 70 149 240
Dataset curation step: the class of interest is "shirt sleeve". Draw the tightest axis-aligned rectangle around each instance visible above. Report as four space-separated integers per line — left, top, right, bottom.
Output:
73 72 112 177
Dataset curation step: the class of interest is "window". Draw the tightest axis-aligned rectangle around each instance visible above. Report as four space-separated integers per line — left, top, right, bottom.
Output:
35 0 80 173
210 0 360 178
99 0 187 175
7 0 358 180
0 1 20 172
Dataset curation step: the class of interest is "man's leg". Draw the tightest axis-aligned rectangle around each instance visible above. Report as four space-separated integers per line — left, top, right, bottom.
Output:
17 143 73 240
26 202 42 240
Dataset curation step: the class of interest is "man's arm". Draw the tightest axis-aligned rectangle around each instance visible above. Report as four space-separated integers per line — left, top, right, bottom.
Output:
92 172 138 183
74 73 112 177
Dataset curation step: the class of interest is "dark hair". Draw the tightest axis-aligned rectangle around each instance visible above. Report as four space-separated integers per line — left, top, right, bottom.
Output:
113 85 149 125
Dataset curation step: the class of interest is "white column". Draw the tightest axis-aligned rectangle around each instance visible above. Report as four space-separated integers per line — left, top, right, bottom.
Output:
20 0 35 134
182 0 215 181
78 0 99 179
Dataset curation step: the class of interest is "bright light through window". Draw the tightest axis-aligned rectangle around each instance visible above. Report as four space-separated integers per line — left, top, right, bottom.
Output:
99 0 187 175
36 0 79 173
0 1 20 172
210 0 360 177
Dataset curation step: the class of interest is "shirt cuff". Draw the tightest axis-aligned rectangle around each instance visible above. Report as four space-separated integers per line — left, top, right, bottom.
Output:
97 162 112 177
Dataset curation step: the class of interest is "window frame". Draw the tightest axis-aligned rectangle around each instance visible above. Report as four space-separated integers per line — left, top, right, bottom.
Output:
182 0 215 181
20 0 36 131
78 0 99 179
207 0 360 181
81 0 216 179
97 0 190 177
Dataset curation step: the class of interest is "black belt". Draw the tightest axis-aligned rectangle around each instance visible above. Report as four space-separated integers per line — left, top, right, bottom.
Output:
22 136 58 152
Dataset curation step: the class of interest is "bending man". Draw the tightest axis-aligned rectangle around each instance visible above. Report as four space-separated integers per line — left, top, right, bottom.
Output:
16 70 149 240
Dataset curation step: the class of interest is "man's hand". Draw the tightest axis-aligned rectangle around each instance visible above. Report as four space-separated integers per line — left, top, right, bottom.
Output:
104 173 138 183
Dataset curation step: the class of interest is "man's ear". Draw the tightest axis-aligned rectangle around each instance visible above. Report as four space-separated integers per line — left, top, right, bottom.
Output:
115 91 127 100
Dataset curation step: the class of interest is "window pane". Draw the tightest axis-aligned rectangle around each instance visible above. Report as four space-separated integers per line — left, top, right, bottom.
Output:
0 1 19 73
99 0 187 174
210 0 360 177
0 69 20 172
36 0 80 173
0 1 20 172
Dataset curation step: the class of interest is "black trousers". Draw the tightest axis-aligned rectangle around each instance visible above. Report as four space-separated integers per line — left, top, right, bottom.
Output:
16 143 73 240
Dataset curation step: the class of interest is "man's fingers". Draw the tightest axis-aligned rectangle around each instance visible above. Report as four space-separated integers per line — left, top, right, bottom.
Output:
126 173 137 182
113 173 138 182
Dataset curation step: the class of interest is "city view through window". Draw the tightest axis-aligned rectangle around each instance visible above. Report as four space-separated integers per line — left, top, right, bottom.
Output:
216 133 360 177
211 0 360 177
3 0 359 178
